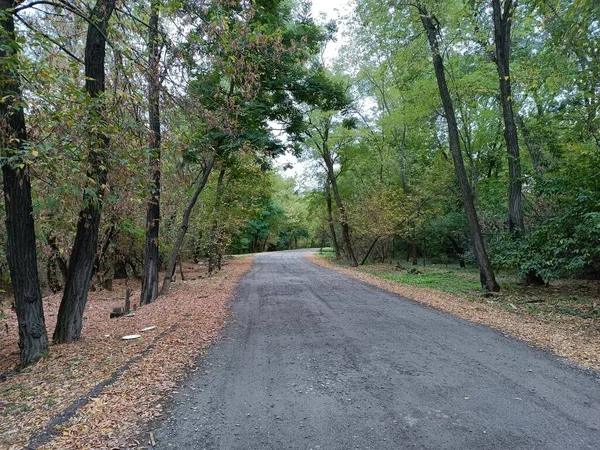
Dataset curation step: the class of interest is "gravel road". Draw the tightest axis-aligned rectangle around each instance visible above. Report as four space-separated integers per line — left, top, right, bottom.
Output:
154 250 600 450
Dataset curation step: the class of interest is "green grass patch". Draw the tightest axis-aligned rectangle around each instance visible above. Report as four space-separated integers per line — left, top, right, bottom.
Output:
315 256 600 321
315 248 336 258
360 266 483 295
230 253 259 259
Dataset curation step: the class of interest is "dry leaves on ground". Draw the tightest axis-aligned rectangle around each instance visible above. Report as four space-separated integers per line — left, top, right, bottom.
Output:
307 254 600 372
0 257 253 449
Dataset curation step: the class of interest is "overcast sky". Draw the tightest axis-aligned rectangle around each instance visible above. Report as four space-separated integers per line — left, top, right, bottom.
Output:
312 0 353 64
312 0 349 20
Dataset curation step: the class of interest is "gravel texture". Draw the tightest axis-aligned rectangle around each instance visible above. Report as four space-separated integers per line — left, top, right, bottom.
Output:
309 254 600 371
153 250 600 450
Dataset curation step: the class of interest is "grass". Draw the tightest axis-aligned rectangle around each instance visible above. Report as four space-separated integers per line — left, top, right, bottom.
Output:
231 253 259 259
316 248 336 258
314 253 600 320
365 268 482 295
317 255 489 295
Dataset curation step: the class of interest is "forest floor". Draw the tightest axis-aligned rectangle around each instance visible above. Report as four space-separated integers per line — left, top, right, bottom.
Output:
0 257 253 450
309 251 600 372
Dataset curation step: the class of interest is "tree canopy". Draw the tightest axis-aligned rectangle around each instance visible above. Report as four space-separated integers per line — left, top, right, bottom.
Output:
1 0 598 367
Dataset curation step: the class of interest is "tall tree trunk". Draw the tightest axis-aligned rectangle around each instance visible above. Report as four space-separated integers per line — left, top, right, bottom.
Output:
460 108 479 204
47 230 68 293
141 0 162 306
321 123 358 267
1 0 49 367
208 167 226 274
398 125 408 192
325 178 341 259
411 240 418 266
93 220 118 279
361 236 380 266
446 234 466 269
492 0 524 233
516 113 544 175
54 0 116 343
419 6 499 291
160 156 214 295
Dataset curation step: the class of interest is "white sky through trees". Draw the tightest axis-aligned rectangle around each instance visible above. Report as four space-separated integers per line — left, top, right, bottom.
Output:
275 0 353 185
314 0 353 64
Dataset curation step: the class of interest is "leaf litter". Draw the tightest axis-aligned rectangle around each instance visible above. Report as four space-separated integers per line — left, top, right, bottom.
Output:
0 257 253 449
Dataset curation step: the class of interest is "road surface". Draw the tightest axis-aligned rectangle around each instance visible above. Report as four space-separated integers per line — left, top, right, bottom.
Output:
154 250 600 449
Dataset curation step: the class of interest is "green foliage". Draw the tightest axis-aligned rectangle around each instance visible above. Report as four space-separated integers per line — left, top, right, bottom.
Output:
1 0 599 304
229 173 314 253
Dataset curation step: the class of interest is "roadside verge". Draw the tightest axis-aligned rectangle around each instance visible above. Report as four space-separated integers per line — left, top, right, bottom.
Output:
0 257 253 450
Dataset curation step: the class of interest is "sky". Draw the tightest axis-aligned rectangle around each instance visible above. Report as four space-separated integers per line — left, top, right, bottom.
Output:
274 0 354 185
314 0 353 64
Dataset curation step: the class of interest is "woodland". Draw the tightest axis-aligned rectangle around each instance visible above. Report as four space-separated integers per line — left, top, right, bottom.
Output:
0 0 598 374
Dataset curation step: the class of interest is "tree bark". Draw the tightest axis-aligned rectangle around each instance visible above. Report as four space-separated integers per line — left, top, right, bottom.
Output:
141 0 162 306
398 125 408 192
92 220 118 282
321 120 358 267
492 0 524 233
324 178 341 259
446 234 466 268
411 241 418 266
419 6 499 291
516 113 544 175
160 156 215 295
47 231 67 293
361 237 380 266
208 167 226 274
1 0 49 367
54 0 116 343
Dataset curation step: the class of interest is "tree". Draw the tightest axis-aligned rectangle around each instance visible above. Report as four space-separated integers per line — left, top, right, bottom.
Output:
491 0 524 233
324 177 341 258
417 2 499 291
1 0 48 367
160 0 326 291
160 154 214 294
140 0 162 306
306 110 359 266
208 167 226 274
54 0 116 343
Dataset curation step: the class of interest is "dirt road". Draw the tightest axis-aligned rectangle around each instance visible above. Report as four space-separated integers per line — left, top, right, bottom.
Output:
154 250 600 449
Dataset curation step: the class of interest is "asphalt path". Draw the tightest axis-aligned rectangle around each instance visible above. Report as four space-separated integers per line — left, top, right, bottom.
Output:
154 250 600 449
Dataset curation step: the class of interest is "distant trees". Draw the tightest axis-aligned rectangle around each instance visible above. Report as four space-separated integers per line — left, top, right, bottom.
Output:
301 0 600 288
0 0 331 367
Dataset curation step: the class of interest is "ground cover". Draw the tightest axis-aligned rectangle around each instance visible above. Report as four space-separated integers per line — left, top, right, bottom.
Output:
0 257 253 450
